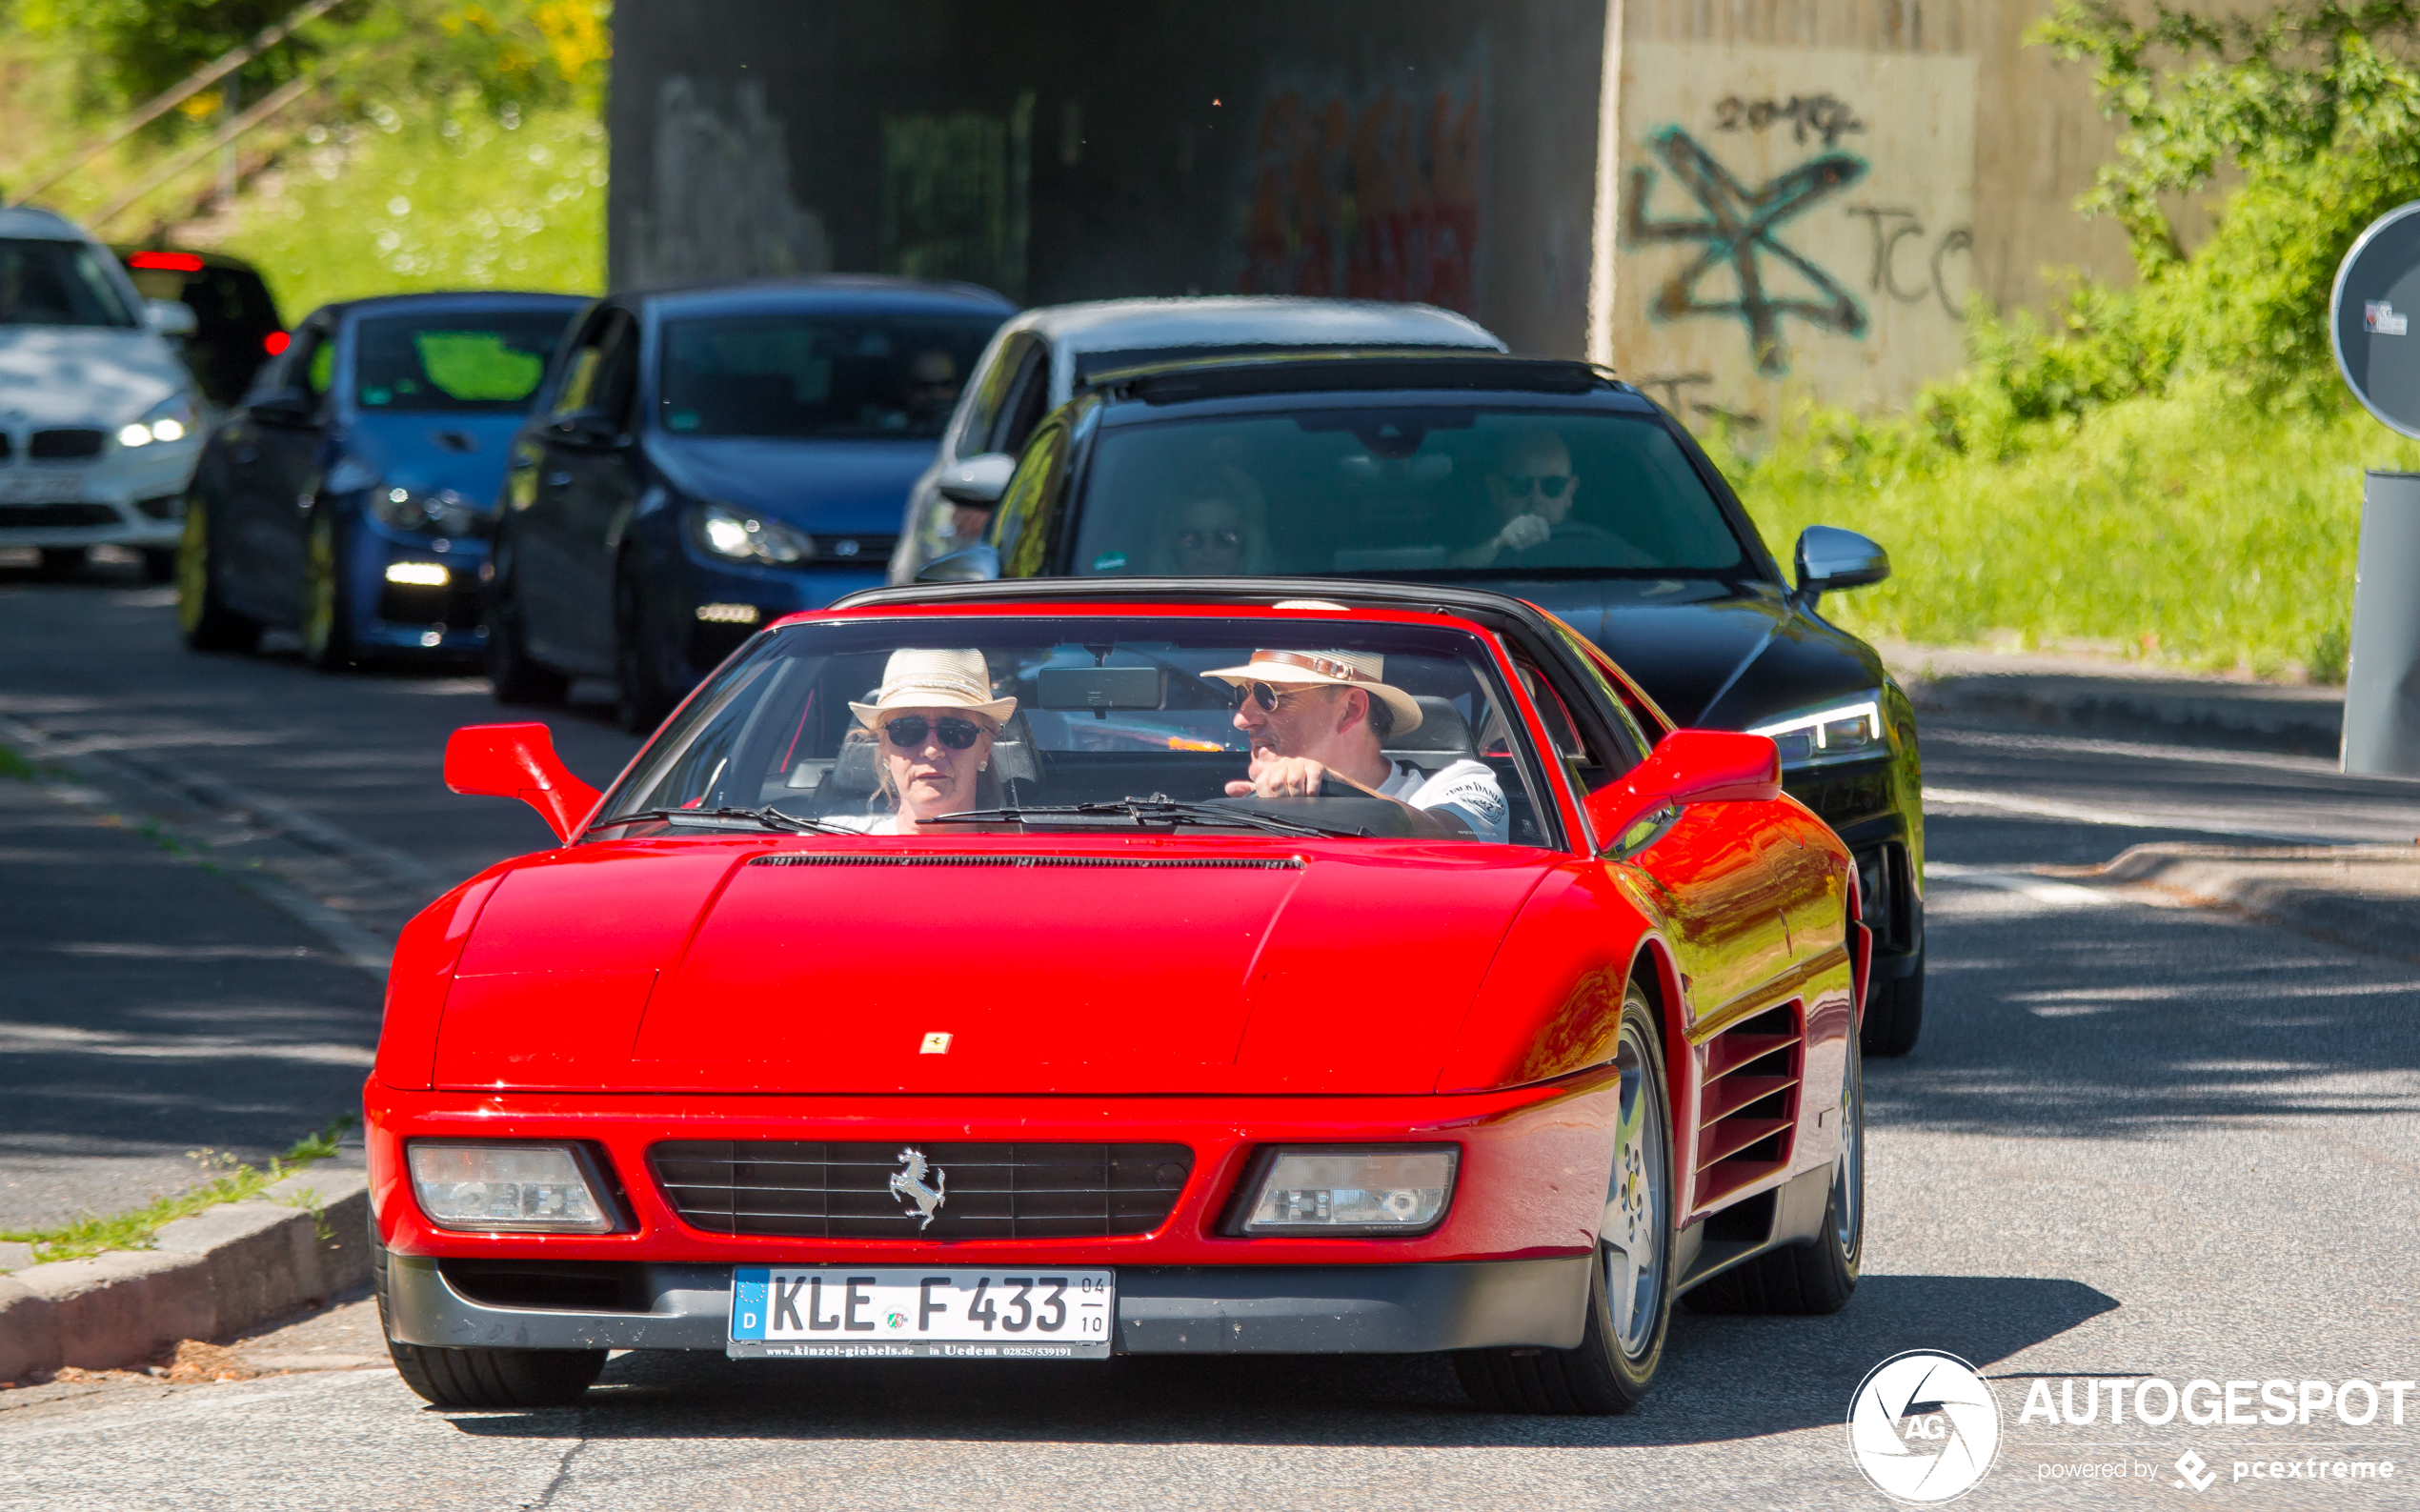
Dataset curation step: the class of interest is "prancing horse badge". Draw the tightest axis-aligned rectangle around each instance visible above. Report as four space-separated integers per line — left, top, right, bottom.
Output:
889 1147 947 1229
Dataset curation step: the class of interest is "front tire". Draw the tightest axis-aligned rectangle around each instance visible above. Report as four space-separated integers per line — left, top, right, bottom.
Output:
614 558 678 735
1684 1031 1863 1315
373 1232 604 1409
1457 982 1672 1414
485 575 570 706
1861 947 1924 1058
299 509 357 672
176 502 261 654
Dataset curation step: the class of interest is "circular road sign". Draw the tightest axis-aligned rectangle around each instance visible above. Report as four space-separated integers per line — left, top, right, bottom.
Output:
2333 201 2420 438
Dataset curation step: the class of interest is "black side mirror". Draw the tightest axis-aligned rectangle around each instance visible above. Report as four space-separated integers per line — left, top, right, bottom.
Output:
547 410 628 451
1793 525 1890 606
249 388 320 428
916 544 1001 583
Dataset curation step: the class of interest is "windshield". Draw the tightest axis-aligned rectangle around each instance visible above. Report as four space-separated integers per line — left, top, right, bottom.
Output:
353 310 575 413
0 239 137 329
1070 408 1749 578
595 615 1559 848
657 312 1003 439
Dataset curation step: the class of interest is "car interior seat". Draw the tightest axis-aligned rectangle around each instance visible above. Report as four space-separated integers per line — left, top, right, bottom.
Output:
1382 696 1476 771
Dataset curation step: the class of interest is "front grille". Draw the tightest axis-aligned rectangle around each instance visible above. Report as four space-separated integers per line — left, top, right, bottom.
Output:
810 532 896 565
29 429 105 460
375 573 481 631
0 502 113 529
1783 761 1891 826
651 1140 1194 1240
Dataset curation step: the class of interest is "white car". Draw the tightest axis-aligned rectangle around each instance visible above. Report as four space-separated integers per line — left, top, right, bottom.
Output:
0 206 205 580
887 295 1504 583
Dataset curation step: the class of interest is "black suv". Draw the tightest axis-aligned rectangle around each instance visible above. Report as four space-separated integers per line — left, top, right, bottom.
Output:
918 353 1926 1055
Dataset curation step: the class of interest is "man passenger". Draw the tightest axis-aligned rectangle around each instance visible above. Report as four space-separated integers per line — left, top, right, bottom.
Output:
1206 650 1508 842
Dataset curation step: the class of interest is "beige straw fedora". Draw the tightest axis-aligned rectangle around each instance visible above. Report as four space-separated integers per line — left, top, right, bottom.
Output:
849 648 1018 726
1202 649 1423 735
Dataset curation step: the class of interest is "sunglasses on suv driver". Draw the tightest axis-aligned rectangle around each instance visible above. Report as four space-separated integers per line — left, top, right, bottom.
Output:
1502 473 1574 499
881 716 986 750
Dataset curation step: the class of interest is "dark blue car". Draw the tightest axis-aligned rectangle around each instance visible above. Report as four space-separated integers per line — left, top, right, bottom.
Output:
178 291 586 666
482 277 1013 729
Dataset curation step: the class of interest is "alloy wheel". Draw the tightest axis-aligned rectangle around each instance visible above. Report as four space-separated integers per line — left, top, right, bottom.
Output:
1603 1017 1667 1358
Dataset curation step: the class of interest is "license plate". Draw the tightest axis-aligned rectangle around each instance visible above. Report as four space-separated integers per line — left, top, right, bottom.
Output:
0 473 81 504
728 1267 1115 1360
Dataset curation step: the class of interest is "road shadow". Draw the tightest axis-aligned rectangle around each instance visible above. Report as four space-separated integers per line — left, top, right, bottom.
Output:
437 1273 2116 1451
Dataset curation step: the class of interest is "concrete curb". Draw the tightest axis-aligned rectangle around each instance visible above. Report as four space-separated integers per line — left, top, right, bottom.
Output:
2091 843 2420 959
1880 645 2346 757
0 1168 372 1385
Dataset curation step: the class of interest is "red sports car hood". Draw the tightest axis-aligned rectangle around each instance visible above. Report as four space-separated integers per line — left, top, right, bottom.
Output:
432 840 1557 1096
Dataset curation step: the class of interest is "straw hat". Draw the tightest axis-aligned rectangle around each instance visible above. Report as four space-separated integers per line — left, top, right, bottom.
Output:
849 648 1018 726
1202 649 1423 735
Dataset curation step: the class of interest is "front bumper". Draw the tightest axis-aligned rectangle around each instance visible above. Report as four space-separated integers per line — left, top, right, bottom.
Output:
382 1253 1592 1355
351 526 488 654
0 441 198 549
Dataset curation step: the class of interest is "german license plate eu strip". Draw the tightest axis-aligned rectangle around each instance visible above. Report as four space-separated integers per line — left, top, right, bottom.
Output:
728 1267 1115 1360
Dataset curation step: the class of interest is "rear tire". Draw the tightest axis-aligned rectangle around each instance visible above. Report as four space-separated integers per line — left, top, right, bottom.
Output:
299 509 357 672
176 503 261 654
614 558 678 735
486 579 570 706
373 1233 604 1409
1683 1032 1863 1316
36 546 87 576
1861 948 1924 1058
1457 982 1671 1414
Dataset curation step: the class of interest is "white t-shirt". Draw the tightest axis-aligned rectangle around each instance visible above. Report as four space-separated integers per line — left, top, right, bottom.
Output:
1377 757 1509 843
819 811 901 835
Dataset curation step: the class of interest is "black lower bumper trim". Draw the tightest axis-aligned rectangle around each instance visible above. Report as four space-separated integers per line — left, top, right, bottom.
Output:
382 1256 1593 1356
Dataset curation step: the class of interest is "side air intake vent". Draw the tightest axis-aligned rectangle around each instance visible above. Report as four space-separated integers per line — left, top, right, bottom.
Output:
1694 1002 1804 1211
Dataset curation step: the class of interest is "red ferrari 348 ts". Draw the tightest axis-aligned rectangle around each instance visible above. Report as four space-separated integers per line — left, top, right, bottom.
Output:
368 579 1869 1414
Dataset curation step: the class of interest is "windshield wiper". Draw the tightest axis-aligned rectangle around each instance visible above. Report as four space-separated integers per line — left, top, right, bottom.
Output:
590 804 857 837
921 797 1364 838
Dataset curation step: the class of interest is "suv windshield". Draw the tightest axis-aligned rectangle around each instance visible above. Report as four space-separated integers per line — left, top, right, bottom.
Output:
0 239 136 329
1071 408 1748 577
595 615 1558 847
658 312 1002 439
353 310 575 413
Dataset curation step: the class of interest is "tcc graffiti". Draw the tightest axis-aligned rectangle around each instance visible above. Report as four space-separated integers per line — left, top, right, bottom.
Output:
1844 206 1972 319
1623 126 1868 376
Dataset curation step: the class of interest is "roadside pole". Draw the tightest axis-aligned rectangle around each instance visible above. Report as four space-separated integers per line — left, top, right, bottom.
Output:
2329 201 2420 776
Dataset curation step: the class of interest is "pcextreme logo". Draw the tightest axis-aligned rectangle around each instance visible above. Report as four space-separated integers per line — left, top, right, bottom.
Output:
1847 1351 2004 1503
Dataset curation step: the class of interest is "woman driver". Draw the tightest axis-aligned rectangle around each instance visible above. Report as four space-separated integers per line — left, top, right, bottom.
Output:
837 648 1017 835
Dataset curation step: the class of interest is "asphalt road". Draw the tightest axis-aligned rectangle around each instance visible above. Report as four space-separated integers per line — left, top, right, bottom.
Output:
3 552 2417 1510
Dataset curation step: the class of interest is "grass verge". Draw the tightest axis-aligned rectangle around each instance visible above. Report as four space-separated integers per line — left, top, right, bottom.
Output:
0 1117 358 1266
1715 377 2420 680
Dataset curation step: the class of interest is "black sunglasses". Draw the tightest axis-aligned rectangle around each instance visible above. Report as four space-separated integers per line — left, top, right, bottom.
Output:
1242 680 1327 713
882 716 985 750
1178 528 1242 551
1502 474 1574 499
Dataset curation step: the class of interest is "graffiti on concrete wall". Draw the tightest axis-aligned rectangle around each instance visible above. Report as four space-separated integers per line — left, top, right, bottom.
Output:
1623 127 1868 376
1235 76 1481 312
880 92 1034 301
1615 42 1979 419
626 76 830 287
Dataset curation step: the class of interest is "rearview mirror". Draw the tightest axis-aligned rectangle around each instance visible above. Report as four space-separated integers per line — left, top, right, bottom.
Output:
145 297 198 337
936 452 1015 507
916 544 1000 583
444 722 601 842
1794 525 1890 604
1583 730 1781 860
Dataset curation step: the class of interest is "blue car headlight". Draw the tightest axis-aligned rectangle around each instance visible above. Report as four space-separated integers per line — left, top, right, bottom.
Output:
1747 694 1886 769
688 500 817 565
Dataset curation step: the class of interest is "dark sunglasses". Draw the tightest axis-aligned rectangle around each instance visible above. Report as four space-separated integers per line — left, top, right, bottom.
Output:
882 715 985 750
1242 680 1325 713
1502 473 1574 499
1178 528 1242 551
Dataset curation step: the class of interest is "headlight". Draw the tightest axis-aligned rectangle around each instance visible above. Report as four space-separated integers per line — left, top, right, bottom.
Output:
689 501 817 565
407 1141 618 1233
1234 1146 1458 1235
118 395 196 448
1747 695 1885 768
369 486 492 538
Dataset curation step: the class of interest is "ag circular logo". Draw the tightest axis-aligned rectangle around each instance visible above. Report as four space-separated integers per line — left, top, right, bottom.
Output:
1846 1351 2002 1503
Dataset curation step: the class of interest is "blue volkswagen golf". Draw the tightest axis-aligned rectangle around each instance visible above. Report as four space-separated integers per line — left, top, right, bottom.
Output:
481 276 1013 729
178 291 585 666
